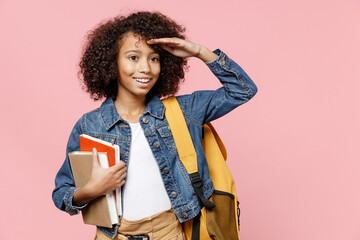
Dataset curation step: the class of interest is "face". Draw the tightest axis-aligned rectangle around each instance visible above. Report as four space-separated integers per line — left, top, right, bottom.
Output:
116 32 160 99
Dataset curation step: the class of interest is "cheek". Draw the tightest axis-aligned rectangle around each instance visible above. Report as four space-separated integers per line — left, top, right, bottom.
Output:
154 64 161 77
119 63 134 76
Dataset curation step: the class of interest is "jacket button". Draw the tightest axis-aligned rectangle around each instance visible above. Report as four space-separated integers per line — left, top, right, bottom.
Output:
170 191 177 198
142 117 149 124
153 141 160 149
163 167 170 174
181 212 188 219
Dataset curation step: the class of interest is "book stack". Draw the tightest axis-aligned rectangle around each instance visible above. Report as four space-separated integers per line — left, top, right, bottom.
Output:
68 134 121 227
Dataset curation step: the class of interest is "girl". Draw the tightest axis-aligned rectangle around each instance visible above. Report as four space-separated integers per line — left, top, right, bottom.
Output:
52 11 257 239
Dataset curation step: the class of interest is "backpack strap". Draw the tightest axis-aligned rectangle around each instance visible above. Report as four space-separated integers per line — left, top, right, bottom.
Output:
162 97 198 174
162 97 215 210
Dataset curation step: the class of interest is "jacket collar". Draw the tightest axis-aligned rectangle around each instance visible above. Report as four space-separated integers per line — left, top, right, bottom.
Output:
100 96 165 130
144 95 165 119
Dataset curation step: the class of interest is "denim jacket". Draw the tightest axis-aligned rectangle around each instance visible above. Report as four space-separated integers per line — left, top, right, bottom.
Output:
52 49 257 238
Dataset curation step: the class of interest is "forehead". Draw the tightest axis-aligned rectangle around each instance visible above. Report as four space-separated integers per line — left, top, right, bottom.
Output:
118 32 156 54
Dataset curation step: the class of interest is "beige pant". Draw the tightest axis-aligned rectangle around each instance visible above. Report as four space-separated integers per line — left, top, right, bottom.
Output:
95 209 185 240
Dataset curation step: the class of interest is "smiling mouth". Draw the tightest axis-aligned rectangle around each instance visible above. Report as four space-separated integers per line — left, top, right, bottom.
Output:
133 78 151 83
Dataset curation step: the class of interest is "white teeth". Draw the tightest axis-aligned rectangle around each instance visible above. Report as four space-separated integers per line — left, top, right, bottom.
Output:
134 78 151 83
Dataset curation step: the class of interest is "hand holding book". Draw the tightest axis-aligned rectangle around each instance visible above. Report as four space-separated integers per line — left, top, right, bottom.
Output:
73 148 126 207
70 134 124 227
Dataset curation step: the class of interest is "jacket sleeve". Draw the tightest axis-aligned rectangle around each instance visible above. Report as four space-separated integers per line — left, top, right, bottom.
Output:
52 116 88 215
177 49 257 124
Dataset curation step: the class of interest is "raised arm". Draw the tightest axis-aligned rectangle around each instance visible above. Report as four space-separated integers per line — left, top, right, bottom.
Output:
149 37 257 124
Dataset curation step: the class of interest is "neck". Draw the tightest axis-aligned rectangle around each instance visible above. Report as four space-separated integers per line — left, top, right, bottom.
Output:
114 93 146 123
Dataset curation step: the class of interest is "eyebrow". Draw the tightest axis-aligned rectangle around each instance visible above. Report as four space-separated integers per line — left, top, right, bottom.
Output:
124 50 159 55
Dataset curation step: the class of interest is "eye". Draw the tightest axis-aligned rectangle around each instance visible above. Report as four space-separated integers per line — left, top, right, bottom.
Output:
150 56 160 62
129 55 138 61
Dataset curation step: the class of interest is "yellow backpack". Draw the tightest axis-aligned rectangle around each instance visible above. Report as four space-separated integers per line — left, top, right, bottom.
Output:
163 97 240 240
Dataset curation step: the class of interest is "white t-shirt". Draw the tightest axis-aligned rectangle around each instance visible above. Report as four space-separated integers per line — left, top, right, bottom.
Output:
122 122 172 220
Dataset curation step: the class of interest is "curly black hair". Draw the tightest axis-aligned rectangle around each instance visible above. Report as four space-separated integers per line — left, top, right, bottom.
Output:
79 11 188 100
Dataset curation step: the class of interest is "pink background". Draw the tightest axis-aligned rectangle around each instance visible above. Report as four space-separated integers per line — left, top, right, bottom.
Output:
1 0 359 239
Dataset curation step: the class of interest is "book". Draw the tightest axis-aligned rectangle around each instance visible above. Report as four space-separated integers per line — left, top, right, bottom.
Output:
68 151 119 227
79 134 122 217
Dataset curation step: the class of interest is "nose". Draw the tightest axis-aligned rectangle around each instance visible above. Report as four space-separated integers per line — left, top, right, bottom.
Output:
138 58 151 73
